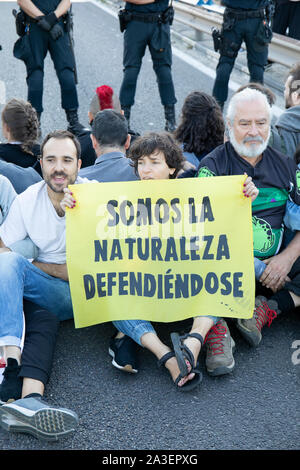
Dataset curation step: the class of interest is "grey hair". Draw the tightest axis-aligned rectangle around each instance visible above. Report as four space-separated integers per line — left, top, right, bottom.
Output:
226 87 272 125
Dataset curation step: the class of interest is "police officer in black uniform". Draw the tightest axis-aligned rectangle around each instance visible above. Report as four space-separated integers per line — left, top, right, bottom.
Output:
16 0 84 134
212 0 273 110
118 0 177 132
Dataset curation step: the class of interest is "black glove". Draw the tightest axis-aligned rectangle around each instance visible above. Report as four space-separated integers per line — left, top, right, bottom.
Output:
37 12 58 32
49 23 64 40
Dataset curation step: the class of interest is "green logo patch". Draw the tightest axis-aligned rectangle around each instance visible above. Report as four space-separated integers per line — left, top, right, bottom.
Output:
296 170 300 193
252 216 275 255
197 166 216 178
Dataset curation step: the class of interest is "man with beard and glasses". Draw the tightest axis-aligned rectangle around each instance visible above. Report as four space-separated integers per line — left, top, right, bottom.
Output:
0 130 92 441
197 87 300 350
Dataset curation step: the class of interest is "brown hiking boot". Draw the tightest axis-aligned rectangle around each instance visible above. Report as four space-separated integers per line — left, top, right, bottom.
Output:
236 296 280 347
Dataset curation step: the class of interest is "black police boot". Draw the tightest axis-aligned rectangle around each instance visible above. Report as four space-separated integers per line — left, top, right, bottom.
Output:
65 109 87 136
164 105 176 133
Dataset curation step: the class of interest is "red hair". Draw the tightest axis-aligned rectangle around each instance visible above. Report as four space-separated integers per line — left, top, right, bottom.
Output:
96 85 114 110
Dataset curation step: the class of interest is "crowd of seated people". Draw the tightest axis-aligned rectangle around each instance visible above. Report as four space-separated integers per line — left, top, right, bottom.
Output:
0 61 299 441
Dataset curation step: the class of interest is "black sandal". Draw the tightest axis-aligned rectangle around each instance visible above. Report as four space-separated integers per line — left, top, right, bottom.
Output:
170 332 204 376
158 351 202 392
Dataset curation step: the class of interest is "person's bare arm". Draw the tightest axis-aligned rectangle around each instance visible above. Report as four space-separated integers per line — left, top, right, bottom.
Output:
0 247 11 254
17 0 43 18
0 238 11 253
53 0 71 18
32 261 69 281
17 0 70 19
1 234 68 279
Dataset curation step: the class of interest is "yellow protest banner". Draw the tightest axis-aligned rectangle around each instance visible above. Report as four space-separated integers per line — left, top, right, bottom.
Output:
66 176 255 328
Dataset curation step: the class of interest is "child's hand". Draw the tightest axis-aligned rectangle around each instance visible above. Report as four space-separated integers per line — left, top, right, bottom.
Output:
243 173 259 202
60 187 76 213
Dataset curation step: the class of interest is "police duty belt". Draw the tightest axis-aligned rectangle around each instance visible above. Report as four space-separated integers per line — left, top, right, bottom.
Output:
224 7 267 21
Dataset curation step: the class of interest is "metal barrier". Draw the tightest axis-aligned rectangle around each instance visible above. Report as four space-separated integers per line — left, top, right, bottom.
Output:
174 1 300 68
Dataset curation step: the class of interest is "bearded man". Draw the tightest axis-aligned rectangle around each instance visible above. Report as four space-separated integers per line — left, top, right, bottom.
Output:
197 87 300 348
0 130 91 440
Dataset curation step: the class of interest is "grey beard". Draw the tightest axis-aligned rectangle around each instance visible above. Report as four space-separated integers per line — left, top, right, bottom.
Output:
229 128 270 159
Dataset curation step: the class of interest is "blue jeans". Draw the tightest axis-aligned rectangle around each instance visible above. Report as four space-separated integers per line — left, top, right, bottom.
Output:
254 257 266 280
0 252 73 348
113 315 220 346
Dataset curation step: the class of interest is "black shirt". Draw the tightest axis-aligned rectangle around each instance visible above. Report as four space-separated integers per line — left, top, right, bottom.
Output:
77 131 97 169
197 142 300 259
32 0 61 15
0 143 40 169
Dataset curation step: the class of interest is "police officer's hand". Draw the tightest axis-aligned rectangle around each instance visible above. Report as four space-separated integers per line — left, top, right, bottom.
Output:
37 12 58 32
49 23 64 41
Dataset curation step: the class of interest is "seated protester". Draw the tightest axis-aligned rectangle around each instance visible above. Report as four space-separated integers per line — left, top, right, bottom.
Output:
275 62 300 159
197 87 300 350
233 83 299 278
77 85 139 168
0 174 38 258
235 82 286 155
0 174 18 224
0 130 95 440
1 98 42 175
295 143 300 164
79 109 138 182
63 132 257 388
114 133 259 384
0 176 61 442
174 91 225 178
0 159 42 194
283 143 300 246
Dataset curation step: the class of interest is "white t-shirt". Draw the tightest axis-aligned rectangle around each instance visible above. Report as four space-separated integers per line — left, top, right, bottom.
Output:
0 176 93 264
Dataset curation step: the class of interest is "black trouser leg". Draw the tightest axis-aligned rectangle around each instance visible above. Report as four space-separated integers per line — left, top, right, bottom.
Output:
26 24 48 114
119 20 147 108
212 16 268 106
26 22 78 113
149 24 177 107
287 3 300 40
272 4 289 35
20 300 60 386
48 25 79 111
213 56 237 105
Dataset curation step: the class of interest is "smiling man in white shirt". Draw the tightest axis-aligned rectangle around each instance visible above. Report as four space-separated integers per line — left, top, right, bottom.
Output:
0 129 90 441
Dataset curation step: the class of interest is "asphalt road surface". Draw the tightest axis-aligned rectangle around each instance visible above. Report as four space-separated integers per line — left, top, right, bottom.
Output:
0 0 299 454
